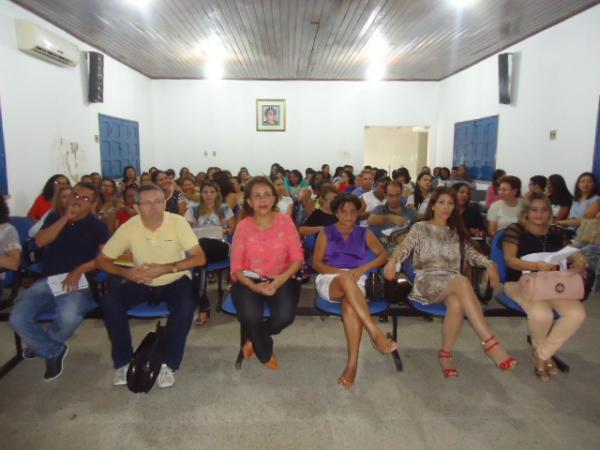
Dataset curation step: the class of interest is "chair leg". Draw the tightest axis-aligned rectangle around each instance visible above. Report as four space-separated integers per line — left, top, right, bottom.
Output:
0 333 24 379
235 323 247 370
388 314 403 371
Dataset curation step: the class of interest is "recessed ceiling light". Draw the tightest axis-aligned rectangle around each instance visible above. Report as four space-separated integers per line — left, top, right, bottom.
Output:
449 0 476 9
125 0 152 10
366 63 385 82
205 61 224 80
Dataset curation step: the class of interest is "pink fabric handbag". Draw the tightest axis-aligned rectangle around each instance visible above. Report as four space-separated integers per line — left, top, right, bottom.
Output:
518 271 584 301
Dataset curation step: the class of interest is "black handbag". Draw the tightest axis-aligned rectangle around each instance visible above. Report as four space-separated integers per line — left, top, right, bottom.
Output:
366 272 411 303
127 321 167 393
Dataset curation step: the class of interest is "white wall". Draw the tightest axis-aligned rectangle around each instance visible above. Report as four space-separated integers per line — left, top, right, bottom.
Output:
0 1 153 215
434 4 600 188
150 80 438 176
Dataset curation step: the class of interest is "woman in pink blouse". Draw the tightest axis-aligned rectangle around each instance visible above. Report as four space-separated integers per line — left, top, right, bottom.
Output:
230 177 304 369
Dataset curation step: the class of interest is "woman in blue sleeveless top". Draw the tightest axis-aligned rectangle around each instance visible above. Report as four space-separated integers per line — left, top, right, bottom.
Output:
313 194 398 389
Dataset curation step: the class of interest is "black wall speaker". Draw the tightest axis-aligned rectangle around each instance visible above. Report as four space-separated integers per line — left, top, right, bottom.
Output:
88 52 104 103
498 53 513 105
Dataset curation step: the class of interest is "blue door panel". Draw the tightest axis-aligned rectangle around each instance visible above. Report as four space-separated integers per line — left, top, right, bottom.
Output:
453 115 498 181
99 114 140 180
0 101 7 193
593 98 600 180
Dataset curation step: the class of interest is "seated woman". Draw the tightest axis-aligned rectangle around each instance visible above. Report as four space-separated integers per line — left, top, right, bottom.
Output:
185 181 235 326
384 187 517 377
0 194 22 277
485 169 506 209
29 185 72 238
524 175 547 201
313 194 398 389
556 172 600 228
119 165 138 193
487 175 525 236
547 174 573 221
271 175 294 217
97 177 124 233
299 185 338 237
179 175 199 216
212 171 239 213
452 182 486 238
502 193 587 381
337 170 355 193
115 185 137 229
152 170 185 214
27 174 70 221
230 177 304 369
407 172 434 218
285 169 310 198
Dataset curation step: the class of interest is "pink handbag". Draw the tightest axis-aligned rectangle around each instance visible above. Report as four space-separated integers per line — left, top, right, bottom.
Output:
518 271 584 301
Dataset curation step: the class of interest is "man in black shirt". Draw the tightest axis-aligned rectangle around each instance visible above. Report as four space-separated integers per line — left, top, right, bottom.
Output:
10 182 109 380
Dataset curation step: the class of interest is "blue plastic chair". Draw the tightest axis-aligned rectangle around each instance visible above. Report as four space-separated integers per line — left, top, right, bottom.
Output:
221 293 271 369
127 302 171 318
404 256 447 318
490 229 569 372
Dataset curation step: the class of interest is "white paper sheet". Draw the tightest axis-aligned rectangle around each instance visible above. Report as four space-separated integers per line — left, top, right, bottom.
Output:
47 272 89 297
521 246 580 271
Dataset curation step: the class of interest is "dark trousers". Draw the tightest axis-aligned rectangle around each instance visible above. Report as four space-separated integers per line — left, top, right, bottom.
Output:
100 276 196 370
195 238 230 311
231 280 299 363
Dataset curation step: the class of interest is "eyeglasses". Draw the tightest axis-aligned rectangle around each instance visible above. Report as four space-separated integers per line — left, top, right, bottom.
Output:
71 192 92 202
138 199 165 207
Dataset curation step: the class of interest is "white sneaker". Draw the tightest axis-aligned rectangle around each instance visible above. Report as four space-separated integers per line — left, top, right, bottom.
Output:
157 363 175 388
113 364 129 386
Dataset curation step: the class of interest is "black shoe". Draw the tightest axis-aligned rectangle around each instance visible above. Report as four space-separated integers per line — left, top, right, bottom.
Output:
44 346 68 381
23 347 36 359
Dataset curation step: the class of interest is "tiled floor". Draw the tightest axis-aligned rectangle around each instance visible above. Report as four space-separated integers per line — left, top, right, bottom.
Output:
1 286 599 449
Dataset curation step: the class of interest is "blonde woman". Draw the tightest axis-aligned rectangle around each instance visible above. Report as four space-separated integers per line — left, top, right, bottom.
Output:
502 193 587 381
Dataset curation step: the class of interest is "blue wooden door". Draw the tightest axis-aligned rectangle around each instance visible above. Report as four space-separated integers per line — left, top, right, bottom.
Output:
593 98 600 180
98 114 140 179
453 115 498 181
0 100 8 194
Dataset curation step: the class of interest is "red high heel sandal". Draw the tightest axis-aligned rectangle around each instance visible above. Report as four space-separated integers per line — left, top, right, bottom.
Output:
482 336 518 371
438 349 459 378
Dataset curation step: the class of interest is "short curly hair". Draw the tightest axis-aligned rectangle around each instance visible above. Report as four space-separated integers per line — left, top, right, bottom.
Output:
330 193 361 214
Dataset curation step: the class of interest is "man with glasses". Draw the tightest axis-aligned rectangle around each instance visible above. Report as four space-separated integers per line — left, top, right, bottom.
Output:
10 182 109 380
96 184 206 388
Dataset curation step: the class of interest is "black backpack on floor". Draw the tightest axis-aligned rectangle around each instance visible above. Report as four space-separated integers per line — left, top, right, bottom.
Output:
127 321 167 393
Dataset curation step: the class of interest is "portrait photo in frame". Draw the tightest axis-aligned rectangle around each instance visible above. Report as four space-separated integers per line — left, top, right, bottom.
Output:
256 99 286 131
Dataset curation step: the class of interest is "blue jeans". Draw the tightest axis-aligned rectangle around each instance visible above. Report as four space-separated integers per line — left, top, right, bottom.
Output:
9 278 93 359
100 276 196 370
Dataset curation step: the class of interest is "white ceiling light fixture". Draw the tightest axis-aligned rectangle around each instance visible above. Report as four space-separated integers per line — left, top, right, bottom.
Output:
448 0 477 9
366 63 385 82
205 61 224 80
124 0 152 10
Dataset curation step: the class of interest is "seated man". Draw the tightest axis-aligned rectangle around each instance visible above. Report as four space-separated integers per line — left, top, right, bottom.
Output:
10 182 109 380
367 181 418 251
96 184 206 388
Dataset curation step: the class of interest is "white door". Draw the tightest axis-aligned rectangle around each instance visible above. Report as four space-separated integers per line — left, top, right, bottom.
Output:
363 126 428 177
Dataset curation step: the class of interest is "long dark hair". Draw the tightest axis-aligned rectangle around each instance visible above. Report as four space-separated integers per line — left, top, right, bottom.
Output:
41 174 68 201
491 169 506 193
547 174 573 205
573 172 599 201
122 165 137 183
212 171 235 198
0 193 9 224
423 187 471 248
414 172 433 209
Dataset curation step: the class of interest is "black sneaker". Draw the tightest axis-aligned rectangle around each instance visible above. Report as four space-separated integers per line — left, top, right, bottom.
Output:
44 346 69 381
23 347 36 359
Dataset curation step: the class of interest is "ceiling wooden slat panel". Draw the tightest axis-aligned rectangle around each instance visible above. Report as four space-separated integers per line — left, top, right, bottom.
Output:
11 0 599 80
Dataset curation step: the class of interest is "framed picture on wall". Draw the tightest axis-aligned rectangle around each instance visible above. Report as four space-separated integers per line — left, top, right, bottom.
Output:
256 99 286 131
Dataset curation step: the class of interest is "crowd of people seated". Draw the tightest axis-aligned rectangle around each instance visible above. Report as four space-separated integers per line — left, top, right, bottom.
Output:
3 160 596 388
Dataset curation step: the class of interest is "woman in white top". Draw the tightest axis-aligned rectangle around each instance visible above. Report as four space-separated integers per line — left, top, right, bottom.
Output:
407 172 433 218
271 175 294 217
487 175 525 236
184 181 235 326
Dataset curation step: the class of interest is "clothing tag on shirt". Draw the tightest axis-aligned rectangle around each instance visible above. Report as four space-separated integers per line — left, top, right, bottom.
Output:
47 273 89 297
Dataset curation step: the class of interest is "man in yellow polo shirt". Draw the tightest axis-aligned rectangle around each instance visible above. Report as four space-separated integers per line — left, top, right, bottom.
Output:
97 184 206 388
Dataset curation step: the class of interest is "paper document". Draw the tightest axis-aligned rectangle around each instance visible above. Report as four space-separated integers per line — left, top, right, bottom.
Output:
47 272 89 297
521 246 579 271
381 224 409 237
193 226 224 240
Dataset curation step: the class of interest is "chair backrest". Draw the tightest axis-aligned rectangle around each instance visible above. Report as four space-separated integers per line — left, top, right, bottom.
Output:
403 254 415 282
9 216 34 244
304 233 317 252
490 229 508 282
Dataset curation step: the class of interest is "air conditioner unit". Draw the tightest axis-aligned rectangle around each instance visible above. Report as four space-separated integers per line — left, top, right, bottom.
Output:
15 19 79 67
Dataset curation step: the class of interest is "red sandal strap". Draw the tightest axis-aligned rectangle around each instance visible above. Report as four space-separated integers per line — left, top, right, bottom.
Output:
443 369 459 377
438 349 453 359
482 336 496 345
499 357 518 371
483 342 499 353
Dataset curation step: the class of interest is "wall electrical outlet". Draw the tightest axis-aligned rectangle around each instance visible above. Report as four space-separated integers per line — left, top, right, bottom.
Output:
212 151 217 156
549 130 557 140
204 151 208 156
